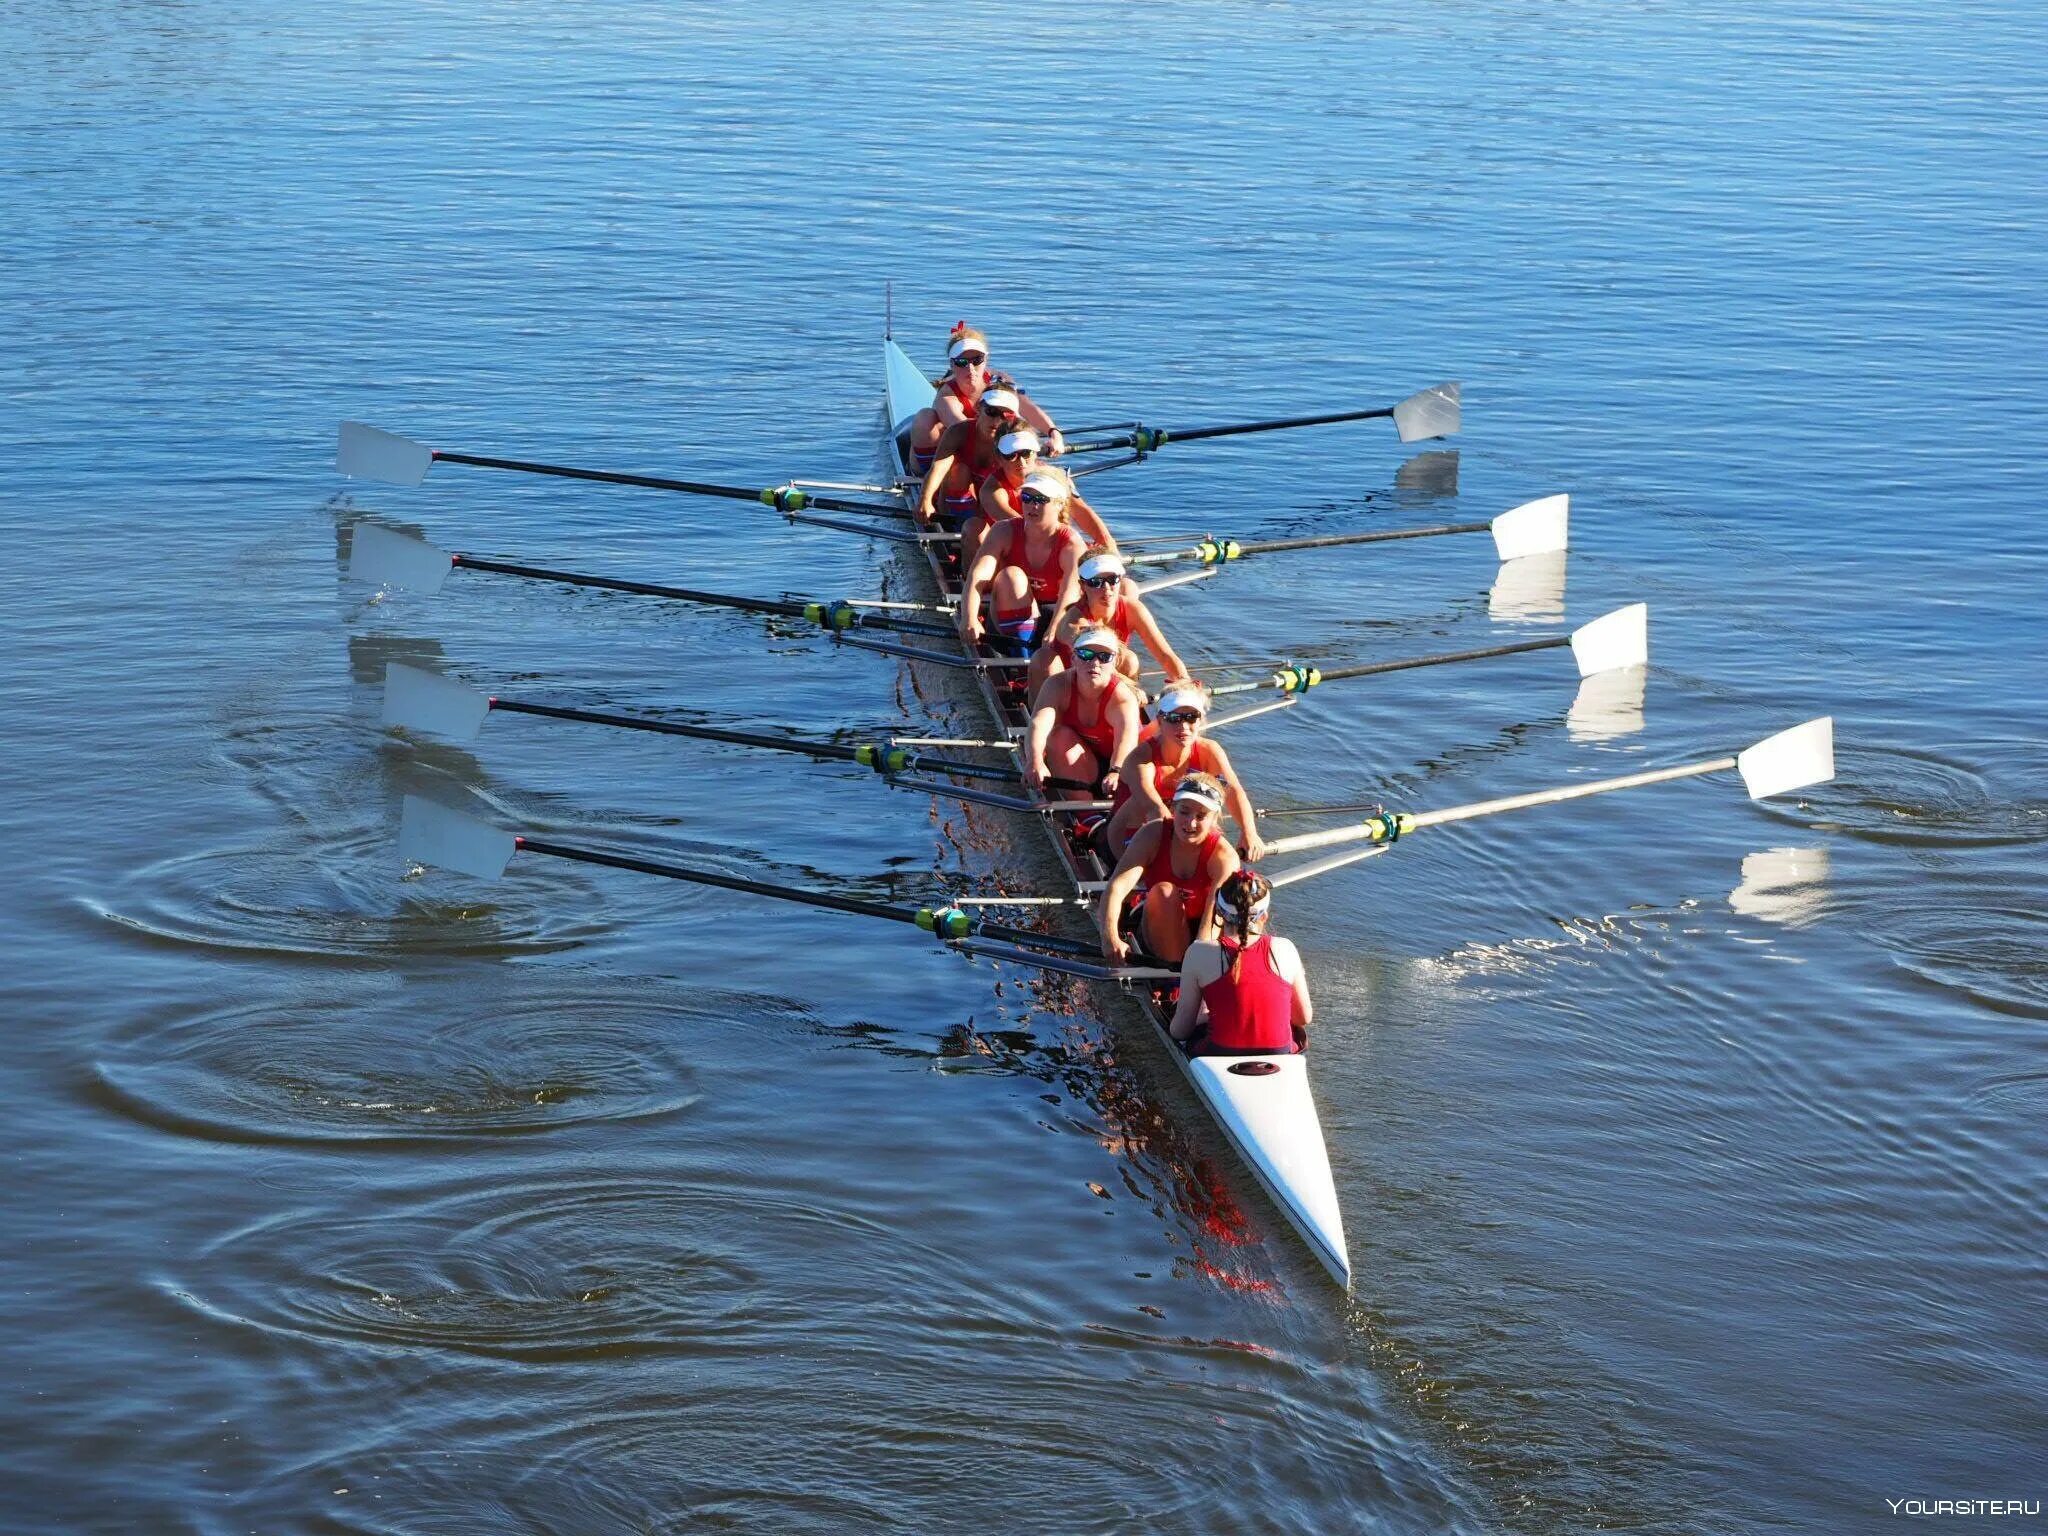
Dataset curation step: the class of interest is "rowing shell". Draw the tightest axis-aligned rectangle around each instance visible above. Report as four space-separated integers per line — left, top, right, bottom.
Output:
881 338 1351 1287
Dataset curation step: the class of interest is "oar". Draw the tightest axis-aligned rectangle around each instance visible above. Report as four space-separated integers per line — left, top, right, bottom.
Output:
397 796 1173 981
381 663 1094 791
1206 602 1648 712
346 523 950 637
1062 381 1459 455
1125 494 1568 569
1262 718 1835 861
337 422 911 520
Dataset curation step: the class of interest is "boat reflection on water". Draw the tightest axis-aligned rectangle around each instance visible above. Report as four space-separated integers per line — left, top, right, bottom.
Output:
1488 550 1568 624
1728 846 1832 927
1567 663 1648 743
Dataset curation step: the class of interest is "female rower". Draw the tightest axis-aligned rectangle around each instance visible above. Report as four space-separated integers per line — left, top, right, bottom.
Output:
1023 622 1142 802
918 374 1016 530
959 465 1088 655
1030 545 1186 702
1101 678 1268 862
1099 771 1241 966
978 423 1115 559
906 323 993 473
1169 869 1312 1056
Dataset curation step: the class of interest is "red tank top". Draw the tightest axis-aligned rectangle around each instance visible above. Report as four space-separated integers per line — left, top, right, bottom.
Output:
1140 827 1222 899
1055 675 1129 766
940 421 1000 503
1053 594 1137 666
1000 524 1083 610
1112 736 1223 814
1199 936 1297 1053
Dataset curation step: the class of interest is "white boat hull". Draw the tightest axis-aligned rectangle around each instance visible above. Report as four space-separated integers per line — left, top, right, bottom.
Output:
880 337 1351 1287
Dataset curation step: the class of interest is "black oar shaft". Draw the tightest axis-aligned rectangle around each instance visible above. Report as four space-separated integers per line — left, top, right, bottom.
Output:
1066 402 1399 455
1314 635 1565 685
448 555 949 636
518 837 917 925
491 698 1024 784
434 450 907 519
1166 403 1397 444
1236 520 1490 557
514 837 1099 957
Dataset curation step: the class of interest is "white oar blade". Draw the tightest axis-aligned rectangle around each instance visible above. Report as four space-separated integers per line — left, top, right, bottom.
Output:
1736 717 1835 800
1569 602 1649 677
348 523 454 593
384 663 491 741
399 795 517 880
1491 494 1570 559
338 421 434 486
1393 381 1460 443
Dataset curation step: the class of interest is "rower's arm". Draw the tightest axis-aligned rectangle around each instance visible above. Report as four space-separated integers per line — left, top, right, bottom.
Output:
958 537 1003 641
1098 831 1152 955
1018 392 1064 454
1279 936 1314 1028
1118 748 1170 820
1023 691 1060 784
917 447 955 525
1125 597 1188 683
1103 690 1142 789
1170 944 1221 1040
1069 492 1115 550
1207 741 1266 859
1194 842 1241 945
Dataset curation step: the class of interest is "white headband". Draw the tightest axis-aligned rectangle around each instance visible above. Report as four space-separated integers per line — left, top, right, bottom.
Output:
1173 776 1225 812
1216 886 1271 922
1155 683 1208 718
949 336 986 361
1072 624 1122 654
996 426 1041 455
1020 468 1066 502
979 386 1021 414
1077 552 1126 581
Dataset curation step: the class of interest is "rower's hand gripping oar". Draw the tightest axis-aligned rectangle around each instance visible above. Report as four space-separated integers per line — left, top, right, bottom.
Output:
346 523 951 638
1260 718 1836 863
1062 381 1460 456
397 796 1174 983
1127 493 1569 571
381 662 1095 792
338 422 912 521
1203 601 1648 731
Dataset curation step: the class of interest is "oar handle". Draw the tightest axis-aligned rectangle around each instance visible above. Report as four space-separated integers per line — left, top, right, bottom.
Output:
434 450 908 519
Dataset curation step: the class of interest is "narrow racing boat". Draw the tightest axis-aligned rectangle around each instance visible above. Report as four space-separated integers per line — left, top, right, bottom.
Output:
881 337 1352 1287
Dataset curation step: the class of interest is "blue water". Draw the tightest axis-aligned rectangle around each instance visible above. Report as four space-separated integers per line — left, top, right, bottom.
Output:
4 2 2044 1531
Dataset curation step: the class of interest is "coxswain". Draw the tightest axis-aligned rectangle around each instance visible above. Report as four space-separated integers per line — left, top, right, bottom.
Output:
1023 622 1142 801
1101 678 1267 861
1030 545 1186 702
959 465 1088 655
1169 869 1311 1056
1099 771 1241 966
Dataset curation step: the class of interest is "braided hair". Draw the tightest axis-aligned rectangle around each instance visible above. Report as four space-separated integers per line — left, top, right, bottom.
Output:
1214 867 1273 982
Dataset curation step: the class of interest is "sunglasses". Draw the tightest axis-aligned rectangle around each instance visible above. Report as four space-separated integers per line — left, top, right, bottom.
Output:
1080 573 1122 589
1020 489 1054 506
1162 710 1204 725
1001 446 1037 461
980 406 1019 422
1073 646 1117 665
952 352 987 367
